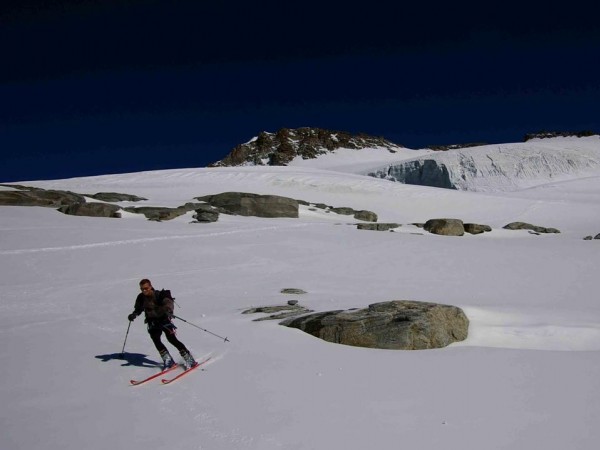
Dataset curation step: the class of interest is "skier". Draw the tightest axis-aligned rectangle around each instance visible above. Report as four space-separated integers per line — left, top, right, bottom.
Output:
127 279 196 369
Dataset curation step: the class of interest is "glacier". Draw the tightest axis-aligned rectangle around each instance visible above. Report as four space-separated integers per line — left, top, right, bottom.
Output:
367 136 600 192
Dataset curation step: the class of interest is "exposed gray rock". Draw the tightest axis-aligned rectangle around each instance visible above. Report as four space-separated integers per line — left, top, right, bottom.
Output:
58 202 121 218
0 188 85 207
354 210 378 222
124 206 188 221
503 222 560 234
197 192 299 218
87 192 147 202
298 200 378 222
357 223 400 231
584 236 593 240
464 223 492 235
281 300 469 350
329 207 378 222
281 288 307 295
424 219 465 236
242 304 313 321
595 233 600 240
330 207 355 215
192 204 220 223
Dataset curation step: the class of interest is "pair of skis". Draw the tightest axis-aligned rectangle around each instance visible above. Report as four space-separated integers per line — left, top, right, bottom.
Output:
130 357 211 385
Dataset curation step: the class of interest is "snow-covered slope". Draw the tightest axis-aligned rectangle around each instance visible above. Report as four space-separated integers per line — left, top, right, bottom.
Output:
366 136 600 191
1 153 600 449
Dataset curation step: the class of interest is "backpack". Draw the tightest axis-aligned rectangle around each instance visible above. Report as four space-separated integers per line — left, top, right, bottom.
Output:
155 289 173 304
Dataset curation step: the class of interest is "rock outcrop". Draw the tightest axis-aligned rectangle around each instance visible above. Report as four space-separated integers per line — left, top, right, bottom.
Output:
58 202 121 218
87 192 147 202
210 127 403 167
196 192 299 218
357 223 400 231
503 222 560 234
464 223 492 235
242 304 313 322
424 219 465 236
523 130 597 141
282 300 469 350
192 204 220 223
300 201 378 222
124 206 189 221
0 188 86 207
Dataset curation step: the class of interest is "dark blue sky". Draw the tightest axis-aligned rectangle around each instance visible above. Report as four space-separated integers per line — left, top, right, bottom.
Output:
1 0 599 182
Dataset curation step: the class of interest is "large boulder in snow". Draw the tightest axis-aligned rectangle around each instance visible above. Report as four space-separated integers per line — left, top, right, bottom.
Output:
424 218 465 236
58 202 121 218
196 192 299 218
281 300 469 350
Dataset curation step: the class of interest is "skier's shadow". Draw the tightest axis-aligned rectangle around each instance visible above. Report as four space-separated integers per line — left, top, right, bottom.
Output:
95 352 160 368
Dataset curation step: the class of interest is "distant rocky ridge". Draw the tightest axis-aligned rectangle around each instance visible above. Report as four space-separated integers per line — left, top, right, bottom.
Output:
524 130 597 141
426 142 488 151
210 127 402 166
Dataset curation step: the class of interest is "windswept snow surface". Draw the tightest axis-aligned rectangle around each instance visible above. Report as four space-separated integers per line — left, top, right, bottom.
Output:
1 151 600 449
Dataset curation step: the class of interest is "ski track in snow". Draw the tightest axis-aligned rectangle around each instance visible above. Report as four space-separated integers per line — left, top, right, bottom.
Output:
0 222 316 255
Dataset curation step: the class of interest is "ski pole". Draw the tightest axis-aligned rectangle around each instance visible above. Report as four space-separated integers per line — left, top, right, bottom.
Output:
171 314 230 343
120 321 132 358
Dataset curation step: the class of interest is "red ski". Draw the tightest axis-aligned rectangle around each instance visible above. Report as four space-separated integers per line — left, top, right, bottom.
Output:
161 357 212 385
130 364 180 386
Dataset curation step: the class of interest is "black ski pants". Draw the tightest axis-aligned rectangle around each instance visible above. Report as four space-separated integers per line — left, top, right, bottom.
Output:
147 318 189 355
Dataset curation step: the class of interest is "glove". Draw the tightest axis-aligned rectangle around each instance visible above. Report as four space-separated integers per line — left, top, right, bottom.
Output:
128 313 137 322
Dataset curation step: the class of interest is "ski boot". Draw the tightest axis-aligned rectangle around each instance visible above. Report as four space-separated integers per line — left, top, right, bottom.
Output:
159 350 175 370
180 351 196 370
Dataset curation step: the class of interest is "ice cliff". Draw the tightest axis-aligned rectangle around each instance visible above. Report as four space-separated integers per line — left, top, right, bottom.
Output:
367 137 600 192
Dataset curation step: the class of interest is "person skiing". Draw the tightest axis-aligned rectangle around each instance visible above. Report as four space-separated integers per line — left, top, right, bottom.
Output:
127 278 196 369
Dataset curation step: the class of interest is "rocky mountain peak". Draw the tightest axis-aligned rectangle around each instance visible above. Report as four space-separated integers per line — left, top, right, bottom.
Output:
210 127 403 167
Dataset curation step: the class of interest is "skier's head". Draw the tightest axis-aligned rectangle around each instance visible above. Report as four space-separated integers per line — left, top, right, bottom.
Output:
139 279 153 297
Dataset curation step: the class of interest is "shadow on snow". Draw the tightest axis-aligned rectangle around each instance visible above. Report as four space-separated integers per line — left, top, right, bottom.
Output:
95 352 160 367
